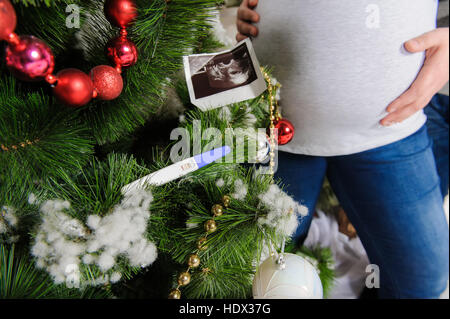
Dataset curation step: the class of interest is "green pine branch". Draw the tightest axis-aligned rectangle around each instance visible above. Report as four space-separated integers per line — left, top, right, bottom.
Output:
12 0 61 7
0 75 94 185
75 0 220 144
0 244 112 298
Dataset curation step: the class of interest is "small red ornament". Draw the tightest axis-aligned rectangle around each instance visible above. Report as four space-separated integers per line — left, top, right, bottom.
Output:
273 118 295 145
104 0 137 28
90 65 123 100
52 68 95 108
0 0 16 41
5 35 55 81
106 36 138 70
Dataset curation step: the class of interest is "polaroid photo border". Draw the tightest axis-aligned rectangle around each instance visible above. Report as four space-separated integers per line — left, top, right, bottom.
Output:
183 38 267 112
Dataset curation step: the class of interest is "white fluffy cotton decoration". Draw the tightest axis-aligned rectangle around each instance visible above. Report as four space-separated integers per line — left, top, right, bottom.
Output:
186 222 199 229
28 193 37 204
209 10 234 48
0 206 20 242
232 179 248 200
110 272 122 283
215 178 225 188
1 206 18 228
218 106 232 122
0 222 7 235
32 189 157 287
258 184 308 237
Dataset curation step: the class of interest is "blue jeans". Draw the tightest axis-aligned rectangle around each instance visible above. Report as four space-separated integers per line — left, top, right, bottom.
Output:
276 122 449 298
424 94 449 197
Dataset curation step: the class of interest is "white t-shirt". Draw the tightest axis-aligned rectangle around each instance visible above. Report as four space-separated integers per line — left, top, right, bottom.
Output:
252 0 438 156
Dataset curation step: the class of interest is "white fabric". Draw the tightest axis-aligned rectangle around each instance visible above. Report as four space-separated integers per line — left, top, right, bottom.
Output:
303 210 370 299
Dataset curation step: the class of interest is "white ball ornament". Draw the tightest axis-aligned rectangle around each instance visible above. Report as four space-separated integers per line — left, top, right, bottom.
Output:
253 253 323 299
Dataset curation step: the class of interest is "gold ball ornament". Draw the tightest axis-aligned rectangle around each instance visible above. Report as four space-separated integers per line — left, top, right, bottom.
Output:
211 204 223 217
188 254 201 268
222 195 231 207
204 220 217 233
178 272 191 286
168 289 181 299
197 237 208 251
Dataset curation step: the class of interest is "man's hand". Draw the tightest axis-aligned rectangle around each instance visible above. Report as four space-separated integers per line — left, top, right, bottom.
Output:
381 28 449 126
236 0 260 42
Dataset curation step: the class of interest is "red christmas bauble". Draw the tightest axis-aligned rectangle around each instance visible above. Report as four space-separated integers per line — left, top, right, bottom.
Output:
5 35 55 81
52 69 94 108
106 36 138 69
104 0 137 28
0 0 16 40
90 65 123 100
273 119 295 145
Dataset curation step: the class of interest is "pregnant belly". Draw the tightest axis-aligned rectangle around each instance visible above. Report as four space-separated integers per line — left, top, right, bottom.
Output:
251 0 436 130
254 38 425 131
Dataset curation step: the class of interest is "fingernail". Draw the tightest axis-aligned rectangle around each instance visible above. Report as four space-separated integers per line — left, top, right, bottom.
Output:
405 40 418 50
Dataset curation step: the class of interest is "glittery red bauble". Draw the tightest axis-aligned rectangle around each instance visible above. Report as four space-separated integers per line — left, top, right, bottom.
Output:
106 36 138 69
52 69 94 108
90 65 123 100
104 0 137 28
274 119 295 145
0 0 16 40
5 35 55 81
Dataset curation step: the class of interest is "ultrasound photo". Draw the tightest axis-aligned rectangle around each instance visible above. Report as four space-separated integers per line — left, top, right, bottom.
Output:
184 39 266 111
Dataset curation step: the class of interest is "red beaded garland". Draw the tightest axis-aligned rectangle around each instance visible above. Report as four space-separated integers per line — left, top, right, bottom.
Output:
90 65 123 100
0 0 16 41
104 0 137 28
273 119 295 145
106 36 138 70
52 69 95 108
5 35 55 81
1 0 139 108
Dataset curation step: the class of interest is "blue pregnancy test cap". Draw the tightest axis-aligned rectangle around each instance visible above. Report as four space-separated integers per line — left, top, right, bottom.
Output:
194 146 231 168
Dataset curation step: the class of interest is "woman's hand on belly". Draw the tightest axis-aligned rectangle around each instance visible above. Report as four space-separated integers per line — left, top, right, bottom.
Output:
381 28 449 126
236 0 260 42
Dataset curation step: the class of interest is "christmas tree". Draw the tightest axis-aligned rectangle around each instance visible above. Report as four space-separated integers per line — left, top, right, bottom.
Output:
0 0 334 299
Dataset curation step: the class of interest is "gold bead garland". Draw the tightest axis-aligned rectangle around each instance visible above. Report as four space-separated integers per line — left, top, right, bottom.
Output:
197 237 208 251
211 204 223 217
168 70 279 298
259 71 290 266
168 194 231 299
204 219 217 233
168 288 181 299
222 195 231 208
178 271 191 286
0 138 40 152
188 254 201 268
261 68 280 179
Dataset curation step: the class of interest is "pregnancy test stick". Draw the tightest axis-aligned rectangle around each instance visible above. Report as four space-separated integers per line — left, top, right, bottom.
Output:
122 146 231 194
